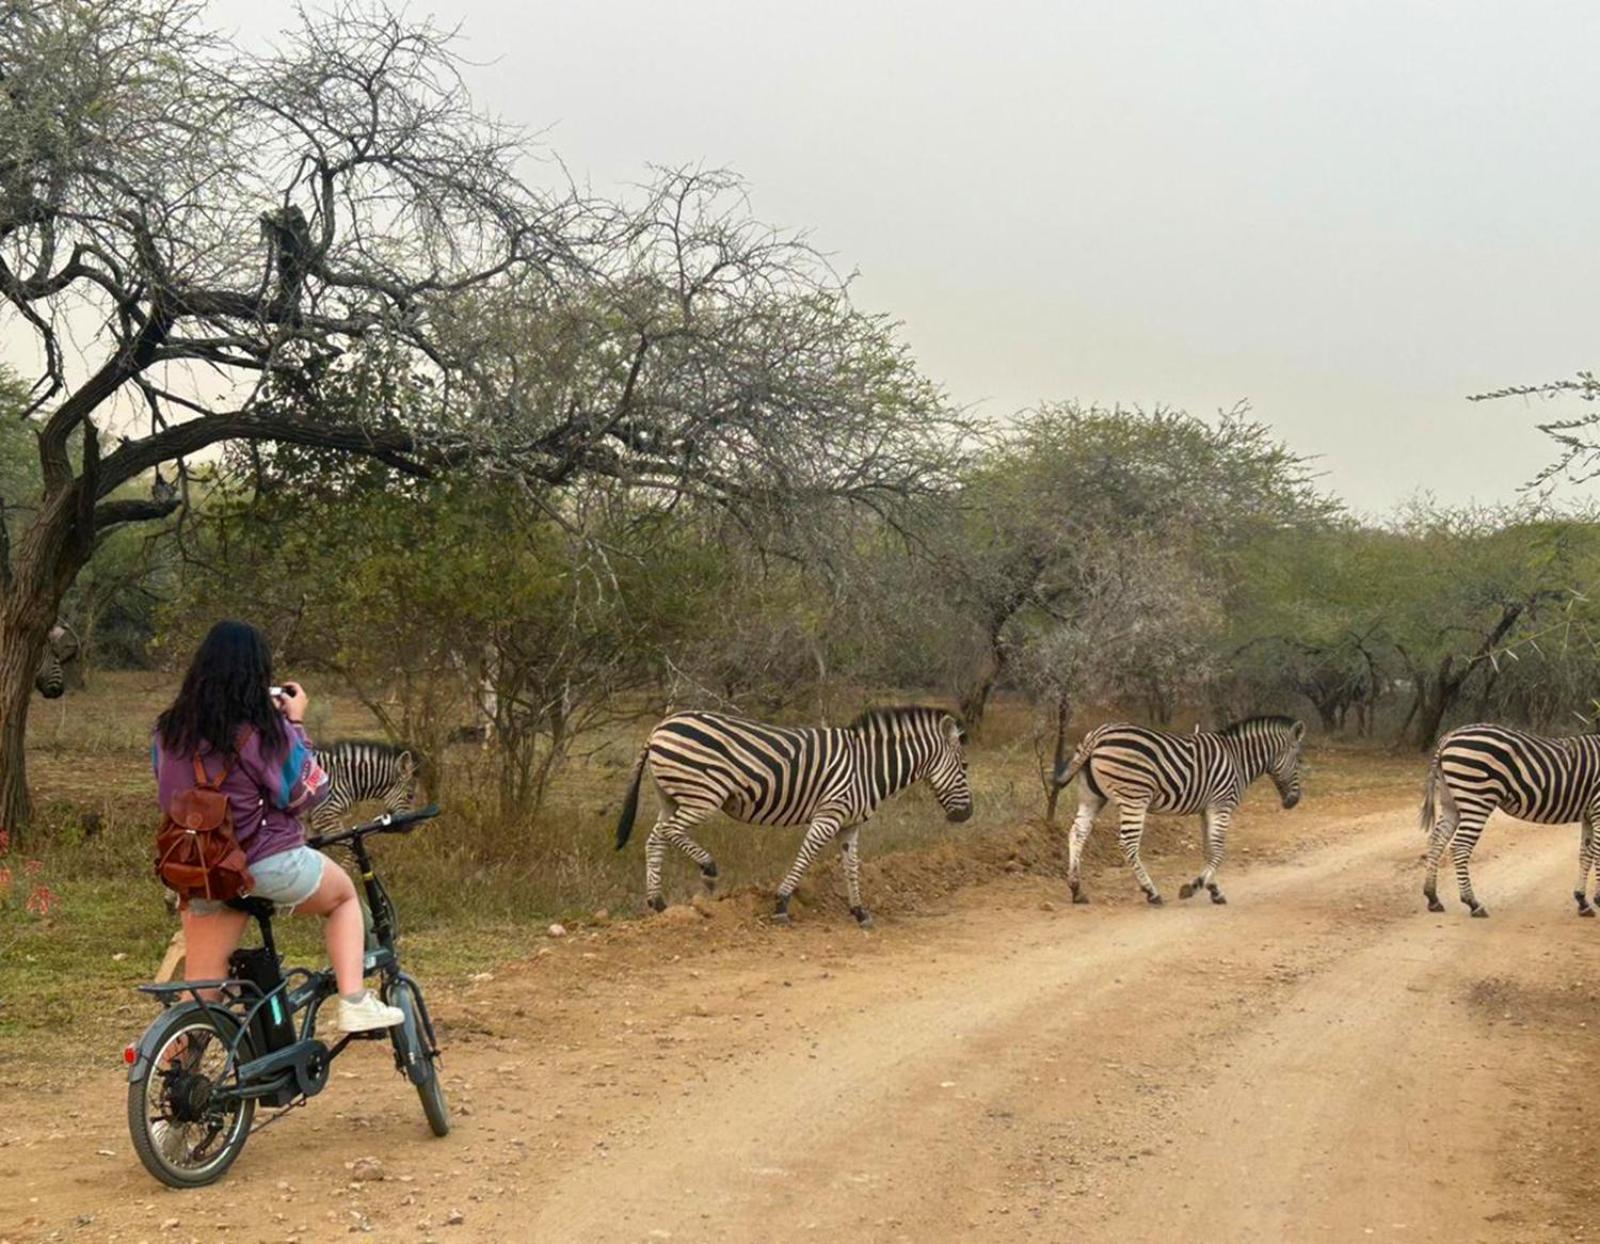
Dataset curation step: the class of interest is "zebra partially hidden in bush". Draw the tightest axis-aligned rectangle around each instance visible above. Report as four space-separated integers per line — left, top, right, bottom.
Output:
1053 715 1306 906
1421 723 1600 919
34 624 79 699
306 740 423 833
615 706 974 927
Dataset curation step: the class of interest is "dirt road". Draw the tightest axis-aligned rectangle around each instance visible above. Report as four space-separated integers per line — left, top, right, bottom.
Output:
3 794 1596 1242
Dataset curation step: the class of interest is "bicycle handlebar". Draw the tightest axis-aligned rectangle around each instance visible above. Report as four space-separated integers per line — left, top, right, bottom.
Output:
307 803 441 851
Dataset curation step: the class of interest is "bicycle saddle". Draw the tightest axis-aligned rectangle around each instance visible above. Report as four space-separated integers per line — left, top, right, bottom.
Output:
224 895 277 920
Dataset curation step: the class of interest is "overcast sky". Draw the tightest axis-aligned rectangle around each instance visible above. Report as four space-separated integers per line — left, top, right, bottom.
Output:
212 2 1600 512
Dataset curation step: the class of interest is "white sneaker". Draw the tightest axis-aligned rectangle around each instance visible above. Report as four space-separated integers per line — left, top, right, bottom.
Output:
338 990 405 1033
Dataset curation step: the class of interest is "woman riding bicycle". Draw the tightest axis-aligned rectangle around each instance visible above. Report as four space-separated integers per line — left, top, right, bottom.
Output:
154 619 402 1033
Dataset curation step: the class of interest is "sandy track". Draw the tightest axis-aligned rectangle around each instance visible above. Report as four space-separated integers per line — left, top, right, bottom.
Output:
3 799 1596 1242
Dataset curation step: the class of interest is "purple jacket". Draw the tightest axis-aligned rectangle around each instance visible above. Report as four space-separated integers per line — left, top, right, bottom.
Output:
153 722 330 865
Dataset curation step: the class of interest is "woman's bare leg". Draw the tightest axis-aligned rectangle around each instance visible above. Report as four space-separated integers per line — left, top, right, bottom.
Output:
291 859 364 997
179 907 249 996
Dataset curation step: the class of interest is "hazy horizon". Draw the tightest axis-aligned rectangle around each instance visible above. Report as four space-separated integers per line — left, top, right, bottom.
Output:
55 2 1600 513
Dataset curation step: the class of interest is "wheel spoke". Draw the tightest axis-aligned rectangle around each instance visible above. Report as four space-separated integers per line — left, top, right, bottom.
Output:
131 1015 255 1185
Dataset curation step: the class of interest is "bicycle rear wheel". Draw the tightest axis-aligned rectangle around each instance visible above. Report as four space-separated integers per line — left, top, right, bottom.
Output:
386 978 450 1136
128 1007 257 1187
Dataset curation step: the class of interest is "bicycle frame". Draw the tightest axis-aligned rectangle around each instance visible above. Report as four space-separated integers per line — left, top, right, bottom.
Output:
129 815 429 1103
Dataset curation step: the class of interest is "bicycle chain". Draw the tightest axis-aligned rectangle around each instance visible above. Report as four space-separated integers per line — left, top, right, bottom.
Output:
248 1095 309 1137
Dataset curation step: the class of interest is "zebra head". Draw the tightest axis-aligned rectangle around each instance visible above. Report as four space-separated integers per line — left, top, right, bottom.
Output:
1219 715 1305 808
915 710 974 823
1267 719 1306 808
849 706 974 822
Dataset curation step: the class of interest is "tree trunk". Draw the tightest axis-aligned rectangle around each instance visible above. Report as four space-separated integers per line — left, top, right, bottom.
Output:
0 586 64 833
1414 658 1462 753
1412 603 1527 751
1471 668 1500 722
959 655 1002 731
1044 693 1072 826
0 492 91 833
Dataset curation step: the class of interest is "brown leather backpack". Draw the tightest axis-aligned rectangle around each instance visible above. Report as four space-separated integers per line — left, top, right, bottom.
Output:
155 731 255 905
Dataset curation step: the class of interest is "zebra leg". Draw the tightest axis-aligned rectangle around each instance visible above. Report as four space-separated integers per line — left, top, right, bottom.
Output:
1421 807 1459 913
1067 789 1105 904
644 808 717 911
840 826 872 928
1180 806 1231 905
774 816 843 925
1116 801 1162 905
662 824 719 894
1449 813 1491 917
644 820 671 913
1577 816 1597 917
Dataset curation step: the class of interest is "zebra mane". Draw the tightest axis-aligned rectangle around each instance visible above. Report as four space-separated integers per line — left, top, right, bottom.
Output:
1218 714 1298 737
847 705 958 732
318 737 414 757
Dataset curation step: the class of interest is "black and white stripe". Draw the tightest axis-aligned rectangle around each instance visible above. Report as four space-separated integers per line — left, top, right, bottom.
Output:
1421 722 1600 918
1053 715 1306 906
33 624 77 699
615 706 974 926
307 740 422 833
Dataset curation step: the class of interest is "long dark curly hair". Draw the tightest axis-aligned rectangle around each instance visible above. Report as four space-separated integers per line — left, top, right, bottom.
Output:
157 620 288 758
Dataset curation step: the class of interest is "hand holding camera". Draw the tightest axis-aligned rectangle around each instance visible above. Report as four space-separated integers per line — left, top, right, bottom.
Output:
270 681 309 724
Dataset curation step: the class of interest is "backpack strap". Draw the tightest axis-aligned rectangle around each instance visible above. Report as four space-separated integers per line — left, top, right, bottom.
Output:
190 725 255 791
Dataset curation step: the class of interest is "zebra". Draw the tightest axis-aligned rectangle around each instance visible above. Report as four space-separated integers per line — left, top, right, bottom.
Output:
614 705 973 927
1053 715 1306 906
1421 723 1600 918
33 624 78 699
306 740 423 834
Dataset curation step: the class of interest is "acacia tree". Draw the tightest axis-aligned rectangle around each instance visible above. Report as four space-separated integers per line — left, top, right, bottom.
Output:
1218 524 1406 733
0 3 964 828
928 403 1333 730
1011 540 1218 823
1386 505 1582 749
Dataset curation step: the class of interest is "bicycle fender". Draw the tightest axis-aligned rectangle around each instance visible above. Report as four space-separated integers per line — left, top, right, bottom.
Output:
126 1002 241 1084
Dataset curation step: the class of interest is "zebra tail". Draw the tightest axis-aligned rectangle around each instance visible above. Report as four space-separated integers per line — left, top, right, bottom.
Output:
1419 753 1440 834
1053 737 1093 789
614 747 649 851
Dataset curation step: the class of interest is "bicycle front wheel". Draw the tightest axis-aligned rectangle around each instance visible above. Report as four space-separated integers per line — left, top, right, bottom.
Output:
386 978 450 1137
127 1006 257 1187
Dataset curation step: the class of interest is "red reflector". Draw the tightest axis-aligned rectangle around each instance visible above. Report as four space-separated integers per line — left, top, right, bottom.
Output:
123 1044 137 1065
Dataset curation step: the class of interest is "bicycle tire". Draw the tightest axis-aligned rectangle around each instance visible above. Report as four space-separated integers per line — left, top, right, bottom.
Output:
127 1005 257 1187
386 979 450 1137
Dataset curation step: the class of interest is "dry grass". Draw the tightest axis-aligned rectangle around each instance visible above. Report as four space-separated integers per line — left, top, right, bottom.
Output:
0 675 1418 1062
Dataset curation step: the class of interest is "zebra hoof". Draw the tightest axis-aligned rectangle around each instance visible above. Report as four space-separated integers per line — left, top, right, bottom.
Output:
851 906 874 930
771 911 792 927
700 867 718 895
647 895 666 914
1209 890 1227 906
1470 905 1489 919
1580 907 1595 918
1178 883 1196 900
1146 893 1164 907
1071 891 1090 905
1427 899 1445 913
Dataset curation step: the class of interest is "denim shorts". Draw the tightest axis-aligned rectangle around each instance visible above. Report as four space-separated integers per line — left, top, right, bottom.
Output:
189 846 326 916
